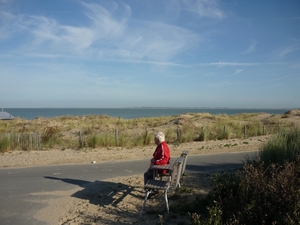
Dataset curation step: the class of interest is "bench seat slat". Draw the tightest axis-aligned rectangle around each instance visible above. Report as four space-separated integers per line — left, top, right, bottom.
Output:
145 180 170 190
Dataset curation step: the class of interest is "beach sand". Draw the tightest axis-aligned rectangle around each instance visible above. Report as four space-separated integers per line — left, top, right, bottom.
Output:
1 136 268 225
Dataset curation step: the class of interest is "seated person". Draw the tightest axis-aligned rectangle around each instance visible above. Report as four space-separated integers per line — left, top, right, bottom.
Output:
144 131 171 185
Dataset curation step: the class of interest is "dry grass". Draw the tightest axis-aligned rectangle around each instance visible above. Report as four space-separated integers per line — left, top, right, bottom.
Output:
0 110 299 151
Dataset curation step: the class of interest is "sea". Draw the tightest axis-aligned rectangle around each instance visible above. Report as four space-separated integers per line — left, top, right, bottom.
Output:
3 108 293 120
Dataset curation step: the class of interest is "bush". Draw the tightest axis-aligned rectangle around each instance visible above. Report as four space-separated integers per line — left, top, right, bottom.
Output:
188 128 300 225
191 160 300 225
216 126 230 140
0 136 10 153
198 128 208 141
86 134 116 148
259 127 300 167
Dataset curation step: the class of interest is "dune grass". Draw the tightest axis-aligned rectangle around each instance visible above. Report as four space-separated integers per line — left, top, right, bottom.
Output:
0 112 294 151
258 127 300 167
0 136 10 153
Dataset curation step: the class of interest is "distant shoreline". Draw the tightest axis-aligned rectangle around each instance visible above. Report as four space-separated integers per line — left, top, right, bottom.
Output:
4 107 294 109
3 107 295 120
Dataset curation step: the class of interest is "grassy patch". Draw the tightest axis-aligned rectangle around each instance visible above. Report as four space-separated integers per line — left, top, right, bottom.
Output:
0 111 295 151
0 136 10 153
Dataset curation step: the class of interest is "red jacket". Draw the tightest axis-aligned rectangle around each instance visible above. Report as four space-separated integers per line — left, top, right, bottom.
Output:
152 141 170 165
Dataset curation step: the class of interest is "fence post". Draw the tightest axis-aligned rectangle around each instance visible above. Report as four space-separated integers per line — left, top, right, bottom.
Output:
79 131 83 147
30 133 32 150
115 129 119 146
244 125 247 138
38 132 41 150
263 126 265 135
177 128 181 139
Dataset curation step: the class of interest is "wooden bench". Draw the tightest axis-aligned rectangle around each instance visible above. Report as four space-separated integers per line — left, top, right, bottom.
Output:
155 150 189 186
140 156 184 215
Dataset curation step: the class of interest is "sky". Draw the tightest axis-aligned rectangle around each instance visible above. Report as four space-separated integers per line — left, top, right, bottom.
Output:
0 0 300 109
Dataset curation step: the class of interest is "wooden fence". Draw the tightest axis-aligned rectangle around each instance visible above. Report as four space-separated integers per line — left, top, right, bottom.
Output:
0 132 41 150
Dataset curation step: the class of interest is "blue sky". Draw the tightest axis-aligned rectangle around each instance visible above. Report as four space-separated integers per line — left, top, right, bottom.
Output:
1 0 299 109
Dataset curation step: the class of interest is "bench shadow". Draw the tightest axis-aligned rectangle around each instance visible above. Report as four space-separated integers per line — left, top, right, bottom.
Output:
186 162 244 173
44 176 142 207
44 176 149 224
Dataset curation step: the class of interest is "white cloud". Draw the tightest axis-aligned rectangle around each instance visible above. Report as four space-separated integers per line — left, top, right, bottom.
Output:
183 0 224 19
268 76 289 82
0 10 21 40
278 44 300 59
118 21 198 61
1 1 198 62
112 59 191 67
199 62 262 67
243 40 257 54
235 69 243 74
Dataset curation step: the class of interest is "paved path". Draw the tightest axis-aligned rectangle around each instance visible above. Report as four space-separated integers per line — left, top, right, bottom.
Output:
0 151 257 225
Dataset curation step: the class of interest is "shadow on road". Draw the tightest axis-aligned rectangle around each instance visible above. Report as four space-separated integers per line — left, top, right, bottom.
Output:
44 176 142 207
44 176 90 187
43 176 146 224
186 162 244 173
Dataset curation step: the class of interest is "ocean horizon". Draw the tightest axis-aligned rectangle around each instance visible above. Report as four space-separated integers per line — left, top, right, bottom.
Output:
2 107 294 120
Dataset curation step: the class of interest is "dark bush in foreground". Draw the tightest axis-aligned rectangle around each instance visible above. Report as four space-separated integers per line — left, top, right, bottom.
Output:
188 128 300 225
189 160 300 225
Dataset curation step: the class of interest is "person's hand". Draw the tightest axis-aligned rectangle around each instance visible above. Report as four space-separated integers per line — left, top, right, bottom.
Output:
150 158 155 165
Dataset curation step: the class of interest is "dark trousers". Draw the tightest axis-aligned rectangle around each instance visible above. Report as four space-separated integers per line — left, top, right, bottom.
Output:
143 170 153 185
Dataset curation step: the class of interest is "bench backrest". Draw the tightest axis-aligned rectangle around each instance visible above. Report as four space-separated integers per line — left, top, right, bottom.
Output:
180 150 188 178
169 156 183 190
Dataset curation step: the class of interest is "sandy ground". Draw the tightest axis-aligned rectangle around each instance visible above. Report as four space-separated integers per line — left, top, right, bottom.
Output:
1 136 269 225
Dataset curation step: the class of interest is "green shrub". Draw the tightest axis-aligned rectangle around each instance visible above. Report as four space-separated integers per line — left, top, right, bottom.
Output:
165 128 176 143
176 125 195 143
86 133 117 148
0 136 10 152
198 128 207 141
216 125 230 140
143 129 152 145
116 134 131 147
87 134 99 148
259 127 300 167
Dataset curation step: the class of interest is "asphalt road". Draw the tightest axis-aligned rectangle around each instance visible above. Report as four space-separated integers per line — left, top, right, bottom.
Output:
0 151 257 225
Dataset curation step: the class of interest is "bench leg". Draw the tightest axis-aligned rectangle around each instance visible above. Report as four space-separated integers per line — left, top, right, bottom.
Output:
140 190 151 216
164 189 169 214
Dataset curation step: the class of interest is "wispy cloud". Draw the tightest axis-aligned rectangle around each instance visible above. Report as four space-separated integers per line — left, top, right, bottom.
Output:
1 1 198 62
277 44 300 59
183 0 224 19
198 62 262 67
235 69 243 74
268 76 289 82
0 10 22 40
108 59 191 67
243 40 257 54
